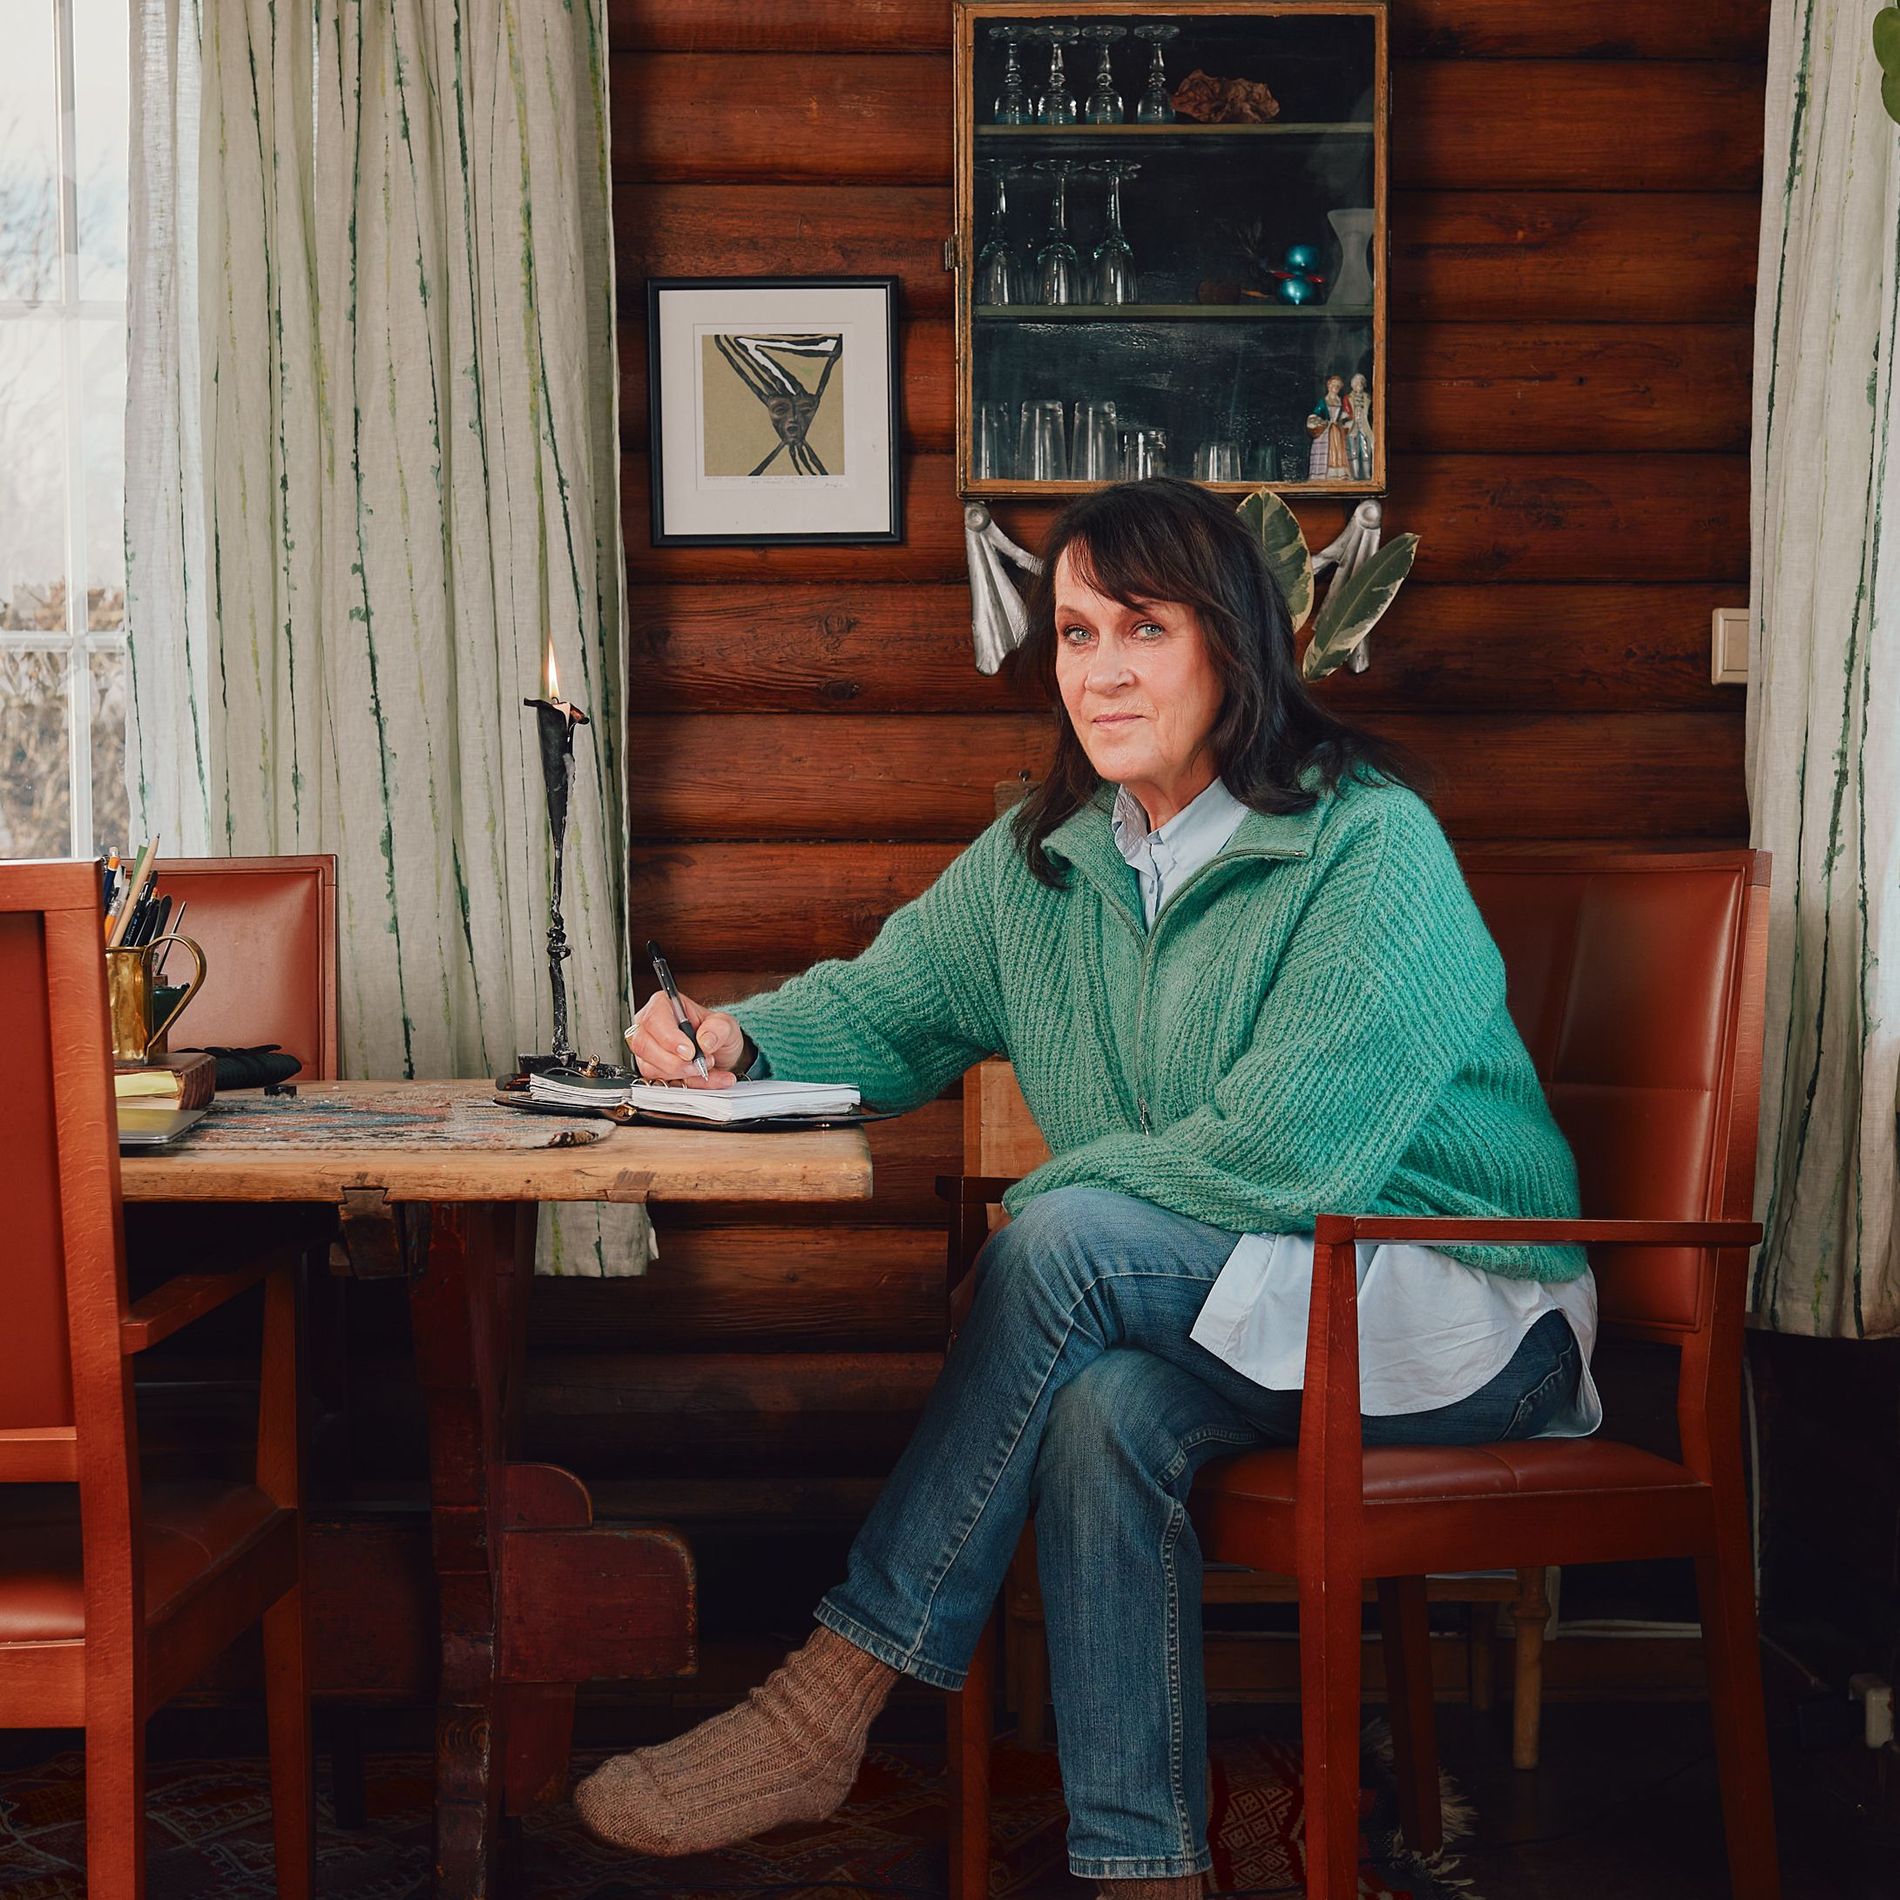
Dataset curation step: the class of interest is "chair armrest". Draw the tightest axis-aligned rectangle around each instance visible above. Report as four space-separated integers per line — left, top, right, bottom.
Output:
1320 1215 1763 1249
121 1249 292 1354
935 1173 1025 1205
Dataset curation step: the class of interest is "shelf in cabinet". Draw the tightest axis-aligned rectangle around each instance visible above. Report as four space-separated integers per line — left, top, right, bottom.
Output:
975 121 1374 140
974 303 1373 320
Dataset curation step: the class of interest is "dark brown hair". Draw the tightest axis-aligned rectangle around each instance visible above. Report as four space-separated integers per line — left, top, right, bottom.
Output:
1010 476 1422 885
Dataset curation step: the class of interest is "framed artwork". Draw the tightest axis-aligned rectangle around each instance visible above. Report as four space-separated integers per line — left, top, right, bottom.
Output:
646 275 903 545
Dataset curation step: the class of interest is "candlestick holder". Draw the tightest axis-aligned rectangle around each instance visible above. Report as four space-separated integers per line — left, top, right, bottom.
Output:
519 684 633 1088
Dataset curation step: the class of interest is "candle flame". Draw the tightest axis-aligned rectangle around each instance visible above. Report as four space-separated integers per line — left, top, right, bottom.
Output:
545 644 561 702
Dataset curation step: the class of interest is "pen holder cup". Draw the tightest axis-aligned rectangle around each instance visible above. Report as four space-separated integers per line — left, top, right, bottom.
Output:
107 935 206 1064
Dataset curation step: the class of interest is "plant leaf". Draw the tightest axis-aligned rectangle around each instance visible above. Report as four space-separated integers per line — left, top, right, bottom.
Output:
1236 488 1314 629
1875 6 1900 72
1301 533 1420 680
1885 67 1900 128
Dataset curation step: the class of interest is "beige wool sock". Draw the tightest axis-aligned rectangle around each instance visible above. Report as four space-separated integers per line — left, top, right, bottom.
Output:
1096 1878 1206 1900
573 1625 897 1856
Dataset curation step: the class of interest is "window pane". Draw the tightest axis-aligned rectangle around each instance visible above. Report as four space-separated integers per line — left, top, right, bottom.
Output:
73 0 129 300
88 643 126 850
0 321 68 629
0 1 58 302
0 647 72 856
82 315 123 623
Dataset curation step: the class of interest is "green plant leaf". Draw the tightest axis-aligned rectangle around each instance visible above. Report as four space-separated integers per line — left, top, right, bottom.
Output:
1301 533 1420 680
1236 488 1314 629
1875 6 1900 72
1885 68 1900 128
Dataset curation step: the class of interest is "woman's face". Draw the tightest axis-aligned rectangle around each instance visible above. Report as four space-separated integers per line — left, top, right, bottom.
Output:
1052 545 1224 825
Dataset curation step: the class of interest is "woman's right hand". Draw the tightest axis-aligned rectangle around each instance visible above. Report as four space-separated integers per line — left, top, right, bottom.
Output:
624 988 748 1087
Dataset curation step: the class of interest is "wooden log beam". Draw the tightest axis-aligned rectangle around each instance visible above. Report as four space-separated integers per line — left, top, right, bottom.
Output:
615 187 1758 325
611 0 1769 61
626 580 1735 715
609 55 1761 194
626 709 1746 843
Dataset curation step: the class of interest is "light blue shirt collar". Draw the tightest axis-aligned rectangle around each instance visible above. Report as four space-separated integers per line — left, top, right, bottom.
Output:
1110 777 1251 928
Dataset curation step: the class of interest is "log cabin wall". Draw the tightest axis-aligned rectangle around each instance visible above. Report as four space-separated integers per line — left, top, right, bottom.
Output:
523 0 1770 1633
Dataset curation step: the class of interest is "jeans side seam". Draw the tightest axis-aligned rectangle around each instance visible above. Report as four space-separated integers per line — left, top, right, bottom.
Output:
1505 1342 1580 1438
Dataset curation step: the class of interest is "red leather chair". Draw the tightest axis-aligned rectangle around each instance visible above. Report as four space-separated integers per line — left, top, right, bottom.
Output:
0 860 313 1899
150 855 338 1077
944 849 1776 1900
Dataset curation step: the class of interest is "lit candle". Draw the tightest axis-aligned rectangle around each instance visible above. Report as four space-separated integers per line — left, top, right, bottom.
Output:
524 639 591 1067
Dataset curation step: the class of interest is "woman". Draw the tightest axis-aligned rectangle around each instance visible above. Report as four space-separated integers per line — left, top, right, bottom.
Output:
580 478 1597 1900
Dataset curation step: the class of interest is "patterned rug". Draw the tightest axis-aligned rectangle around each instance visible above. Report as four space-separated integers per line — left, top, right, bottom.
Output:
0 1733 1476 1899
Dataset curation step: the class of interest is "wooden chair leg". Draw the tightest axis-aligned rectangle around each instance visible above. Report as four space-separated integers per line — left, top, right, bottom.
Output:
1468 1602 1497 1713
85 1698 146 1900
1298 1565 1362 1900
947 1612 995 1900
1017 1616 1049 1748
1511 1567 1549 1770
324 1705 369 1830
1696 1527 1780 1899
1377 1577 1441 1855
262 1585 316 1900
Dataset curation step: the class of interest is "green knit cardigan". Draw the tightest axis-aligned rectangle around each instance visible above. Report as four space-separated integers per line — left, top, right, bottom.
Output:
732 772 1587 1282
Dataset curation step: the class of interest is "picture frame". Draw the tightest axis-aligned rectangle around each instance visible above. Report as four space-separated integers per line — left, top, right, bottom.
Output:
645 275 903 545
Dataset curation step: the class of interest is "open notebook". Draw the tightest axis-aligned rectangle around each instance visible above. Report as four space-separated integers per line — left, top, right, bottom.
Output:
527 1072 860 1124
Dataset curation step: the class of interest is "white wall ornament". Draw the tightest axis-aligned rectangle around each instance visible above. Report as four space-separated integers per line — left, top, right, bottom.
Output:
964 502 1045 674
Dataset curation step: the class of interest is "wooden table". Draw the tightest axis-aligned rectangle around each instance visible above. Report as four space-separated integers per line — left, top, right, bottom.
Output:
122 1080 872 1898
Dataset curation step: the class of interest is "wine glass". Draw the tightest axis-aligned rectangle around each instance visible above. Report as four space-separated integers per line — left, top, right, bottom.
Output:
1033 159 1082 306
1033 23 1079 126
1090 160 1140 305
975 162 1025 306
1080 22 1127 123
1133 24 1179 123
989 24 1032 125
1019 399 1070 480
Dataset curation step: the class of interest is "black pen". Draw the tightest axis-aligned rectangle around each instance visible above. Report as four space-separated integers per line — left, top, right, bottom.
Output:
646 939 710 1080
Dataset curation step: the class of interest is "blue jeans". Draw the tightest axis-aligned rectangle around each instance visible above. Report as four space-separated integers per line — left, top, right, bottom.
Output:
814 1187 1582 1880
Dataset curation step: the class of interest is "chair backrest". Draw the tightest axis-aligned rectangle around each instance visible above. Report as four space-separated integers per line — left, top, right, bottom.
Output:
152 856 339 1077
0 861 134 1488
1464 850 1767 1335
964 850 1768 1337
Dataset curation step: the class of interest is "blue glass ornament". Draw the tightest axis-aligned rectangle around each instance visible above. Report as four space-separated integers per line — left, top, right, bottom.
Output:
1278 274 1316 305
1284 243 1320 274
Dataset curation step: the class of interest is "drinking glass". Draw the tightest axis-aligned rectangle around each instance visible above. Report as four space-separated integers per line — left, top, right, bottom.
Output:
1033 160 1082 306
1245 441 1283 482
1080 23 1126 123
1194 440 1241 482
975 162 1025 306
1133 24 1179 123
974 401 1014 480
1018 400 1070 480
1090 160 1139 304
989 24 1032 125
1072 401 1120 481
1121 427 1167 479
1033 24 1080 126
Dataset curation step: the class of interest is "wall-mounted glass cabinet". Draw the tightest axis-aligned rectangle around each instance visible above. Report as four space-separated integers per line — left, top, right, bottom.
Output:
952 1 1388 497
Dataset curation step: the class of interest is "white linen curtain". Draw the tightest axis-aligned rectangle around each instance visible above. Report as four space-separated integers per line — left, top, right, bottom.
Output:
1747 1 1900 1336
125 0 647 1275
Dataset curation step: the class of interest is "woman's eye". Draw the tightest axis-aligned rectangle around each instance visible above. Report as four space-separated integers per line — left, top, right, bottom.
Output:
1133 621 1165 639
1060 625 1093 645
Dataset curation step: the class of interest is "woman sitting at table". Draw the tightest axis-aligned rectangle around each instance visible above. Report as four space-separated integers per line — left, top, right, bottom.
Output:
580 476 1598 1900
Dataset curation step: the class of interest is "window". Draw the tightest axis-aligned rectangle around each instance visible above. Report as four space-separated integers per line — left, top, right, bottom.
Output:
0 0 128 857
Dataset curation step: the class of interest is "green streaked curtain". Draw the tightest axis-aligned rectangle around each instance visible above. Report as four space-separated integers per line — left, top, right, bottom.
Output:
125 0 646 1275
1747 0 1899 1336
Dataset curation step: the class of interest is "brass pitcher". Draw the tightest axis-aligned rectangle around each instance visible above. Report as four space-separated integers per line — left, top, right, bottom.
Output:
106 935 206 1064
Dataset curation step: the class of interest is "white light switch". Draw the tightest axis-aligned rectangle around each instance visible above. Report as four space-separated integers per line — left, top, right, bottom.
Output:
1711 607 1749 685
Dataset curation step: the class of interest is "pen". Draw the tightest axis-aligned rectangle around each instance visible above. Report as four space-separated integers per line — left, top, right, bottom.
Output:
646 938 710 1081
